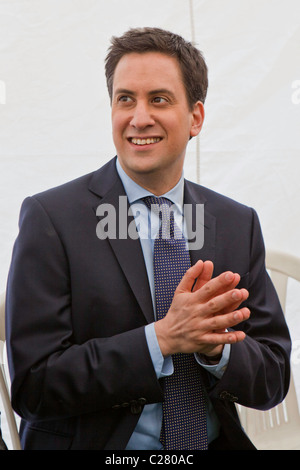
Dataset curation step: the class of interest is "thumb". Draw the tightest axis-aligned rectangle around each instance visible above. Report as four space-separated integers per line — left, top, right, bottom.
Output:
192 260 214 291
175 259 205 293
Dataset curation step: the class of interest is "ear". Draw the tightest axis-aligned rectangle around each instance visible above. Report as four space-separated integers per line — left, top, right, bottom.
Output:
190 101 205 138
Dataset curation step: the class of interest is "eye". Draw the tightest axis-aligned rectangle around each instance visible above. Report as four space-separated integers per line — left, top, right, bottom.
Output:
152 96 168 104
118 95 133 103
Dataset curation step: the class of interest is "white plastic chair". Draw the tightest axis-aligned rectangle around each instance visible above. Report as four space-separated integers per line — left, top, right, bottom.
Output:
0 291 21 450
237 249 300 450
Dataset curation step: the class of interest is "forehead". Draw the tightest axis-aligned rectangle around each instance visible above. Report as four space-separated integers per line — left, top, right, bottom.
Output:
112 52 185 94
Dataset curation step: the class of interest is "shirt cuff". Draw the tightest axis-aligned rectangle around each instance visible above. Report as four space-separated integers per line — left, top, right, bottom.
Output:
145 323 173 378
195 343 231 379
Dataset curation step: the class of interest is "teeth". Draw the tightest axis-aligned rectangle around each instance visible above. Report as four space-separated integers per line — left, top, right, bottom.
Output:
131 137 161 145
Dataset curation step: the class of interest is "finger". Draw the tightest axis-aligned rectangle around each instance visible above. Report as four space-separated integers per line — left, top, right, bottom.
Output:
203 329 247 346
175 259 205 293
195 271 241 302
203 288 249 318
205 306 250 332
192 260 214 292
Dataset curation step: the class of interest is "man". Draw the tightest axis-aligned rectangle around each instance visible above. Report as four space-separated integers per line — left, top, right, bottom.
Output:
6 27 291 450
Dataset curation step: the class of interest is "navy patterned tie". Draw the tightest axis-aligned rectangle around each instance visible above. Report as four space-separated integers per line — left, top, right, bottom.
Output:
143 196 208 450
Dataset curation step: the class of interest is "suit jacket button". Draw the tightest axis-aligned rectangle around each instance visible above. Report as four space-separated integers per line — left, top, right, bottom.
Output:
138 397 147 405
219 391 238 402
130 400 142 415
112 404 121 410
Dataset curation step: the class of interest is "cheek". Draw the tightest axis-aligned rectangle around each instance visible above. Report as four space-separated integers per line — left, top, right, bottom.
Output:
166 121 191 149
111 116 125 143
166 112 192 136
111 109 125 129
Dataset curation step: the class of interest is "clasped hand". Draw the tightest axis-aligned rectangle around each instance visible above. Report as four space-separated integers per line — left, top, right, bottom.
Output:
155 260 250 359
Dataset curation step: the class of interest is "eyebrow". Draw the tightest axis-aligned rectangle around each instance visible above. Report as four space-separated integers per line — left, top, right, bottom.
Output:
114 88 135 96
114 88 177 100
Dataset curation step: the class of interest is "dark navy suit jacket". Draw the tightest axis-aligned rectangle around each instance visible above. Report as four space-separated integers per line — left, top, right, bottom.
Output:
5 157 291 449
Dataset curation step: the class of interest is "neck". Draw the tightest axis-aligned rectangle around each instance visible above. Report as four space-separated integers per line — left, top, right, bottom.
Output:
131 172 182 196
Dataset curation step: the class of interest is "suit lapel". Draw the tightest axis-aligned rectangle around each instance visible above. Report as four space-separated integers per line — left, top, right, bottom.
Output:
89 158 154 324
184 180 216 268
87 159 216 323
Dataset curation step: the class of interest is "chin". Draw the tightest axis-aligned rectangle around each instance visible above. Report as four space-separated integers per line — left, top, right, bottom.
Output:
122 155 162 173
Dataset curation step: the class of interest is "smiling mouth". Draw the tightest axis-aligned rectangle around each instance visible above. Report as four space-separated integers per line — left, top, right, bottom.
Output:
130 137 162 146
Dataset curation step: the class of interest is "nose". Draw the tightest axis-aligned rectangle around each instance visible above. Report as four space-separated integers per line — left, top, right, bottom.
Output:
130 101 155 129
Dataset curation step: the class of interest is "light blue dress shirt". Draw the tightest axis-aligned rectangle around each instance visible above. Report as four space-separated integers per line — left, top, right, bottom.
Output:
116 159 229 449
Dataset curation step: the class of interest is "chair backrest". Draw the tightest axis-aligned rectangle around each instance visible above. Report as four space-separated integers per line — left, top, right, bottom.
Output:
266 249 300 308
0 292 21 450
237 249 300 449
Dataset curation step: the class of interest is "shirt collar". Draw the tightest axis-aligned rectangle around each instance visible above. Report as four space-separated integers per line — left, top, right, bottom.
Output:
116 158 184 212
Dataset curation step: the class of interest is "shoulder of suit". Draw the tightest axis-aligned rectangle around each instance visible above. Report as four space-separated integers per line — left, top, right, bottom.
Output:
185 179 254 217
186 180 249 209
30 157 117 205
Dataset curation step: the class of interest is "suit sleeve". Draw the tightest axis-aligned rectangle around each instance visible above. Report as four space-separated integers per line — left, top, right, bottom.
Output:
6 197 163 421
210 209 291 410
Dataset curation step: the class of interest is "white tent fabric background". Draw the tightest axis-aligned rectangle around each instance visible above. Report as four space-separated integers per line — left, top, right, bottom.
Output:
0 0 299 449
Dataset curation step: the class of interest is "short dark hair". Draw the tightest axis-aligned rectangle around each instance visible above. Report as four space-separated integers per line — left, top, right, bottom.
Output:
105 27 208 110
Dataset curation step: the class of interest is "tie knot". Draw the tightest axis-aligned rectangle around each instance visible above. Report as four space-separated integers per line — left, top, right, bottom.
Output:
143 196 183 241
143 196 173 217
